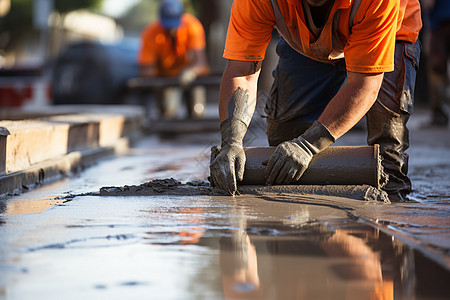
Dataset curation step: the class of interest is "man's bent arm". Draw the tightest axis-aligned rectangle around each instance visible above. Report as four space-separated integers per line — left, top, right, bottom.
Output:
219 60 262 125
319 71 384 139
264 71 384 186
209 60 261 195
139 64 157 77
186 49 210 76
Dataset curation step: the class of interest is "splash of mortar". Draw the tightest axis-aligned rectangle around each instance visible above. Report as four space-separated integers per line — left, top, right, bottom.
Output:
92 178 390 203
374 144 389 189
99 178 214 196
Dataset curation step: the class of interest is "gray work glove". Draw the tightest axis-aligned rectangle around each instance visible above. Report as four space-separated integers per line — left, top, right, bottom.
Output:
265 120 335 185
210 118 247 195
179 68 197 87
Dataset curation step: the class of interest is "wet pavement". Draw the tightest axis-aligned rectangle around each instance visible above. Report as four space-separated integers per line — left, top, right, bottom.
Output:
0 108 449 299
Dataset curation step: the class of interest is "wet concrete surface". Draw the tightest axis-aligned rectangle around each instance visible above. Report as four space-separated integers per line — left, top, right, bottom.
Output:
0 109 449 299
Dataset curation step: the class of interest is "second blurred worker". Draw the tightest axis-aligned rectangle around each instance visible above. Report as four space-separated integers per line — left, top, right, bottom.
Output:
138 0 209 119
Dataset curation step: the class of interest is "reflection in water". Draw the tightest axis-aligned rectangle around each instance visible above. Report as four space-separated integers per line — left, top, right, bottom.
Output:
215 212 450 300
1 193 448 299
4 197 68 216
0 178 71 216
219 224 395 300
142 204 206 245
220 230 262 300
138 201 450 300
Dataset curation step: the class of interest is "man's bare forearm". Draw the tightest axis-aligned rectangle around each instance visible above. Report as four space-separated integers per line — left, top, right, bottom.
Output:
219 60 262 125
318 71 384 139
139 65 157 77
186 49 210 76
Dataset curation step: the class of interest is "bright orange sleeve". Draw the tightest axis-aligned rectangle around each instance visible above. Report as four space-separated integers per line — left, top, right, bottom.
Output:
223 0 275 61
138 23 158 66
344 0 399 73
397 0 422 43
185 14 207 50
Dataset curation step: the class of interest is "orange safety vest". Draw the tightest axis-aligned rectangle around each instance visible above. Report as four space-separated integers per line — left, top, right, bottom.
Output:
270 0 361 64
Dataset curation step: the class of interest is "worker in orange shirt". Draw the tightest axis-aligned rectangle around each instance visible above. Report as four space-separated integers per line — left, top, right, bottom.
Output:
210 0 422 202
138 0 209 119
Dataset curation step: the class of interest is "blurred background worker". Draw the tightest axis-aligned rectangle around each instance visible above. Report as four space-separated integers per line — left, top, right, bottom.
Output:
422 0 450 126
138 0 210 119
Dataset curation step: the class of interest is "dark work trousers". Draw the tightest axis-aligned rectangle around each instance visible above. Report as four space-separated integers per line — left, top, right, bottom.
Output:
265 38 421 201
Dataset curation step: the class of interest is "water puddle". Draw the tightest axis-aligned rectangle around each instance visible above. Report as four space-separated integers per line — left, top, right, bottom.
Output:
0 194 448 299
0 130 448 299
214 221 449 300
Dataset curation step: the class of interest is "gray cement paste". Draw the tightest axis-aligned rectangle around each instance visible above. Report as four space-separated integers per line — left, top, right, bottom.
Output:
95 178 390 203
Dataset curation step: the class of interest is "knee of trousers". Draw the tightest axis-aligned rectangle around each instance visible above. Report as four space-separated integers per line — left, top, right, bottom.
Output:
266 119 313 146
366 101 411 192
366 102 410 150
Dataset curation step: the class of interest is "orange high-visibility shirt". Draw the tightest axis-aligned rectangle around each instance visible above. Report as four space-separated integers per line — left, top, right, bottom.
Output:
224 0 422 73
139 13 206 77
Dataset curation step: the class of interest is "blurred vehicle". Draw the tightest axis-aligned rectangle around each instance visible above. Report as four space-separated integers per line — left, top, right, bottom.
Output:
0 65 52 108
51 38 139 105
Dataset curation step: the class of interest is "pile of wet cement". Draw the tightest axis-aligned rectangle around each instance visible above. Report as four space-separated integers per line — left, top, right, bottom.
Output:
95 178 390 203
99 178 213 196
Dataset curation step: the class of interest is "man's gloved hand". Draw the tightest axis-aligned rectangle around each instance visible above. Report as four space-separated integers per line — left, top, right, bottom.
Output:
265 120 335 185
210 118 247 195
179 68 197 87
